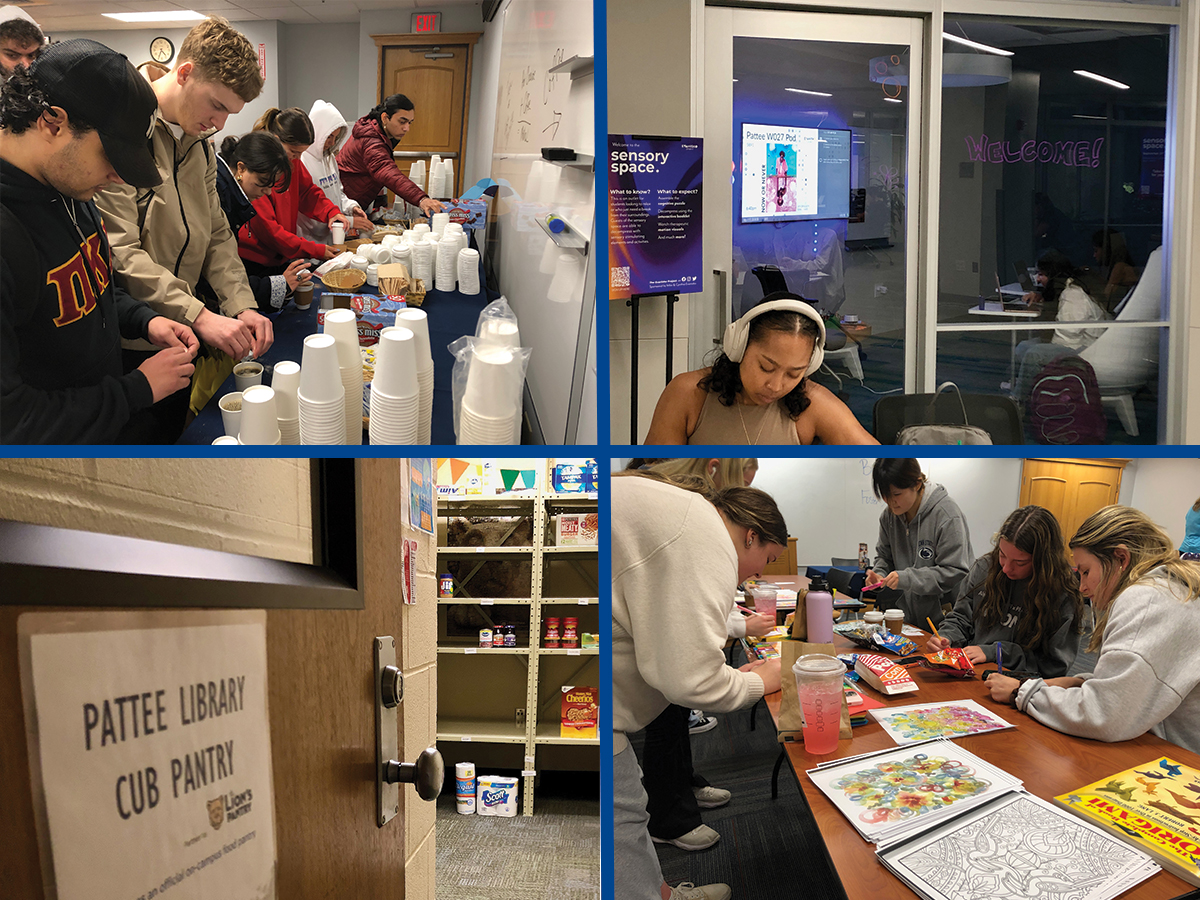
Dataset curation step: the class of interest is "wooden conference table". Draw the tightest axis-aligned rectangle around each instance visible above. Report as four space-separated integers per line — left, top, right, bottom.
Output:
762 625 1200 899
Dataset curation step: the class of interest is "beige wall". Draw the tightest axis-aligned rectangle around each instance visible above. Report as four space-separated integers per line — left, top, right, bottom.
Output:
0 458 313 564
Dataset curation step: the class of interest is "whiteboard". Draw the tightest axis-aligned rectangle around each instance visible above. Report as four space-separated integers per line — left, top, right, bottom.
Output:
488 0 595 443
751 458 1025 568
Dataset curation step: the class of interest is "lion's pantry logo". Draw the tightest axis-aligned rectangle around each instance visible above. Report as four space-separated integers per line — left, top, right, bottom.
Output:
207 787 254 829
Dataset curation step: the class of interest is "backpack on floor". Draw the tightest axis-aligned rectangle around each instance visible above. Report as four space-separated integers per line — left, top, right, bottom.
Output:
1027 354 1106 444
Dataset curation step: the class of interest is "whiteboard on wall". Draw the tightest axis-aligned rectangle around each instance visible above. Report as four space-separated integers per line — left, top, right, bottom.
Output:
487 0 595 443
751 458 1025 567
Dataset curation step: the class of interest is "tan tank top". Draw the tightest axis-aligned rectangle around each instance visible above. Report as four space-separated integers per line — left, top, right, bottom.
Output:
688 392 800 445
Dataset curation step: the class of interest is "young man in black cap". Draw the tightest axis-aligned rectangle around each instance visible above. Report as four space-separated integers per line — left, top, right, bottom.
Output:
0 39 199 443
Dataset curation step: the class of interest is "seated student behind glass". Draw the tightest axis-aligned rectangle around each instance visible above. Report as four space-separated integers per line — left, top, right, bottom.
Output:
864 458 972 628
644 293 876 445
927 505 1083 678
988 505 1200 755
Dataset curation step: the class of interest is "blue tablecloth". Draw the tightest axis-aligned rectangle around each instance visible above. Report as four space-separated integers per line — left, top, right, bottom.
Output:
179 270 496 445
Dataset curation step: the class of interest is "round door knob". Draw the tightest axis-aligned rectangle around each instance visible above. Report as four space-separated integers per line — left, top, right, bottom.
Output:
383 746 444 801
381 665 403 708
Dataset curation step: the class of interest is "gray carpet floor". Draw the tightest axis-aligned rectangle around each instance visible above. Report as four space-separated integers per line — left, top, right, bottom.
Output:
435 775 599 900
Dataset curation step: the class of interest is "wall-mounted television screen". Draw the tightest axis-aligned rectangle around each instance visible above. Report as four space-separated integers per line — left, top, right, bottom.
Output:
740 124 852 223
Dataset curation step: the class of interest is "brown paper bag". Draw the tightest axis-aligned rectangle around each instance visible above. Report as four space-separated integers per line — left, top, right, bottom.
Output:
788 588 811 640
776 638 852 745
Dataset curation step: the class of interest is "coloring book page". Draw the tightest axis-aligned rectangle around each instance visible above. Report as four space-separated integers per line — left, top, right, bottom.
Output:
870 699 1015 745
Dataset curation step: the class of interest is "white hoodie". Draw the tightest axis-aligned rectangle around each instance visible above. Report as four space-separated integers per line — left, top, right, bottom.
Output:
298 100 356 243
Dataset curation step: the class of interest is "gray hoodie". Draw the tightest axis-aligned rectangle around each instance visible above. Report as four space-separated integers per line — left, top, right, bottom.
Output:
1017 567 1200 755
938 555 1079 677
871 481 973 627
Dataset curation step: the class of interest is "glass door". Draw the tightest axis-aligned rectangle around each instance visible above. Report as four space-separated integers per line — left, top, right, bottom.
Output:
700 7 925 432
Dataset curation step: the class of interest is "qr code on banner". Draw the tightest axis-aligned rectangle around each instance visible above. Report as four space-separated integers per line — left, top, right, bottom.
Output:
611 266 630 289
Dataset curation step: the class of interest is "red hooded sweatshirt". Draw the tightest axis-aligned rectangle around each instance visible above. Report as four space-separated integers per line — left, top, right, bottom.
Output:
337 115 429 210
237 158 340 267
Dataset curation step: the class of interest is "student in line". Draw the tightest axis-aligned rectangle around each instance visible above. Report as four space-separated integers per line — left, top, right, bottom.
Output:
1179 496 1200 562
238 107 347 272
634 458 771 854
988 505 1200 755
926 505 1083 678
644 293 877 445
864 458 973 628
297 99 371 244
614 470 785 900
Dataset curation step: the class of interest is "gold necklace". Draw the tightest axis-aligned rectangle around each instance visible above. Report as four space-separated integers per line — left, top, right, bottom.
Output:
737 400 770 445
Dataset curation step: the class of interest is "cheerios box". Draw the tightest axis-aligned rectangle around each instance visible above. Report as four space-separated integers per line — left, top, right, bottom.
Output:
561 685 599 739
476 775 518 817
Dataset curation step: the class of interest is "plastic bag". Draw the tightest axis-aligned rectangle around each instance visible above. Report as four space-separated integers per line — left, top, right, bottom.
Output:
474 296 522 348
447 336 532 443
313 250 356 278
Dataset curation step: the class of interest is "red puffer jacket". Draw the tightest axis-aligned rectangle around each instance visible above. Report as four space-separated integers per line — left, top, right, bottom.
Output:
238 158 339 267
336 116 428 210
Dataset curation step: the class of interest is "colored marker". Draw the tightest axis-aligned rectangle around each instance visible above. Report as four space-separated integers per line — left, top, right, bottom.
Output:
996 642 1003 673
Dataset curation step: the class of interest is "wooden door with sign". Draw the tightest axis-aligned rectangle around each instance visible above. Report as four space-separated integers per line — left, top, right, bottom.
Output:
1019 458 1126 552
373 32 480 200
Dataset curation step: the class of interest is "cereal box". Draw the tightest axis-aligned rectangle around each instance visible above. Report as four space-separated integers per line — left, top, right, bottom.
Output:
556 513 599 546
560 686 599 739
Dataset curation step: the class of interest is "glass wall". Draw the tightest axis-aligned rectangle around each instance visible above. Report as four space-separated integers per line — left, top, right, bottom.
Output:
935 18 1170 443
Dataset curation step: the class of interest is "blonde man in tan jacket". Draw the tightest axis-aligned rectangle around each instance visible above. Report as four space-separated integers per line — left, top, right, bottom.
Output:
96 17 273 441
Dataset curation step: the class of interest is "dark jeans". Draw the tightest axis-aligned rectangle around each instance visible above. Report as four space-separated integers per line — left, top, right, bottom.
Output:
642 703 710 840
120 347 191 443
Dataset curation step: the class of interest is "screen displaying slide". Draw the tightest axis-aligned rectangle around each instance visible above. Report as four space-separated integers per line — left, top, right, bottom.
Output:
740 124 852 223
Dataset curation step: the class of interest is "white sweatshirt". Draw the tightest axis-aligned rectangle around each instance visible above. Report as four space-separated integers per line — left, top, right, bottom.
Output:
612 477 765 755
298 100 357 243
1017 567 1200 754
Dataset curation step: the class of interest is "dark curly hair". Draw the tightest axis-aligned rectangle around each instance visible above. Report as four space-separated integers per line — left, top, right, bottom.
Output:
0 18 43 49
698 292 821 419
0 69 91 136
220 131 292 192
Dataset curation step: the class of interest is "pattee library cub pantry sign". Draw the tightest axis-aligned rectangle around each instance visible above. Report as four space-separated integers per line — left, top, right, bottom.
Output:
19 610 277 900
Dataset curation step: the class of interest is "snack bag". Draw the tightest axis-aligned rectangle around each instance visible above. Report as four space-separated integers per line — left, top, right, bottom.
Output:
919 647 977 678
872 631 919 655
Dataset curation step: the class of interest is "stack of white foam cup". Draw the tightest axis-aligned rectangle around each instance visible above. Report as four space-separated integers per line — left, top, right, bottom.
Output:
395 308 434 443
480 317 519 350
457 248 481 295
460 345 523 444
322 308 364 445
436 232 459 292
408 159 425 193
272 360 301 444
298 334 346 444
368 327 420 444
238 385 282 444
411 240 434 285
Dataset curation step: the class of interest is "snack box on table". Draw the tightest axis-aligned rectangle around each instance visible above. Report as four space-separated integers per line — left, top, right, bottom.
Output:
854 652 919 695
318 293 407 345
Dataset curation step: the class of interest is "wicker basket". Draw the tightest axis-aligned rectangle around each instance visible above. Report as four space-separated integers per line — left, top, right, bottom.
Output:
321 268 366 291
406 278 427 307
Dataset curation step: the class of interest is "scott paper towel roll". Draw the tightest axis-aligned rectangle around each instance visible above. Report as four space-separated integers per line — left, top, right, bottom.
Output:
455 761 476 814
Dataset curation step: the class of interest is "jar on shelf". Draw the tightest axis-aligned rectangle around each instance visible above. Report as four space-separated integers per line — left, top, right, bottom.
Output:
503 624 517 648
438 573 454 597
544 617 561 648
562 616 578 649
492 627 505 648
479 628 492 647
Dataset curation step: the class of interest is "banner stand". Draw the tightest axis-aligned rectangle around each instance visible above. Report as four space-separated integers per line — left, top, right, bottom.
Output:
626 291 680 444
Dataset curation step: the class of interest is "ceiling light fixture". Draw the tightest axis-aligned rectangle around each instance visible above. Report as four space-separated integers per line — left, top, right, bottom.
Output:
785 87 833 97
1074 69 1130 90
103 10 206 22
942 32 1013 57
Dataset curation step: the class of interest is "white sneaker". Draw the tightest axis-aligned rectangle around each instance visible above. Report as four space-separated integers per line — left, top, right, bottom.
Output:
651 824 720 851
692 785 731 809
669 882 732 900
688 713 718 734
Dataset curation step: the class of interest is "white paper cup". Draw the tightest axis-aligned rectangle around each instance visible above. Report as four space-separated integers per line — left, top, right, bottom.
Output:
330 222 345 245
233 361 263 392
219 391 243 438
212 435 239 445
271 360 301 419
464 345 522 411
299 334 344 402
381 234 401 250
374 327 419 399
238 385 281 444
350 255 370 272
482 318 520 349
393 309 433 369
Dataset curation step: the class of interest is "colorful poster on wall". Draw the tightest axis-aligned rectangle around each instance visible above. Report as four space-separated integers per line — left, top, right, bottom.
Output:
19 610 276 900
409 457 434 534
436 458 484 496
608 135 703 299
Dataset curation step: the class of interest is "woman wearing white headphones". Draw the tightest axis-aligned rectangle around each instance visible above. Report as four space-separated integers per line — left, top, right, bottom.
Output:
645 293 877 444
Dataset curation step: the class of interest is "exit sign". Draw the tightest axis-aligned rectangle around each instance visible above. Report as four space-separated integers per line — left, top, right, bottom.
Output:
412 12 441 33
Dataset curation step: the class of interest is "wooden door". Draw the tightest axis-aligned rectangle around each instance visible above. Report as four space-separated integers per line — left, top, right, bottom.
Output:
374 32 481 199
1019 458 1126 553
0 460 435 899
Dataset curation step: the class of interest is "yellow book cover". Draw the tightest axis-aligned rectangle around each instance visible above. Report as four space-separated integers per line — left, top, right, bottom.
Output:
1053 756 1200 887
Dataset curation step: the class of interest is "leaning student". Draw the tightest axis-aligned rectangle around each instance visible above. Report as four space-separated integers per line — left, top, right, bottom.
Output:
927 506 1082 678
864 458 973 627
988 505 1200 755
297 99 370 243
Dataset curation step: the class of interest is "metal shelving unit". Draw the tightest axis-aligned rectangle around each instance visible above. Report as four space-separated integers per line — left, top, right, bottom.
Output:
435 474 597 815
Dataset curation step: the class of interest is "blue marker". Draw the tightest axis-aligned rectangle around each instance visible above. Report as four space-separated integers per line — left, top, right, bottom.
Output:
996 642 1003 674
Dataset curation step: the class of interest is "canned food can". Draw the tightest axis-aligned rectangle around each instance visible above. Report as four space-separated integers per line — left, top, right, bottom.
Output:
479 628 492 647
